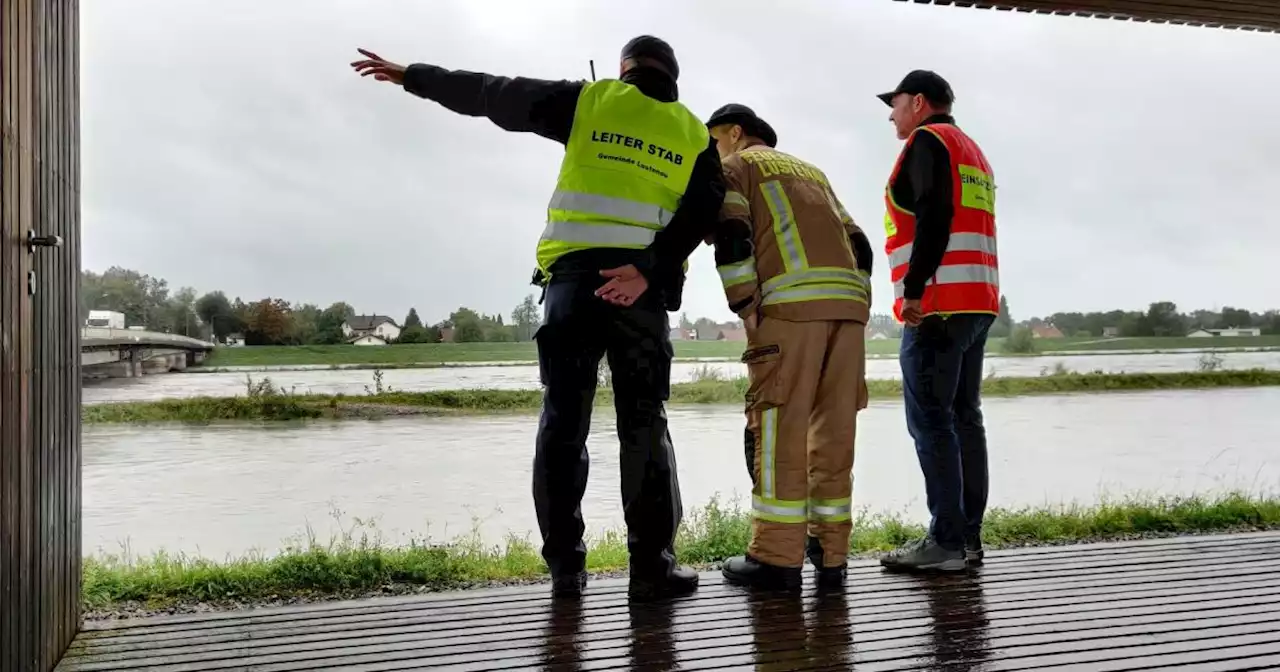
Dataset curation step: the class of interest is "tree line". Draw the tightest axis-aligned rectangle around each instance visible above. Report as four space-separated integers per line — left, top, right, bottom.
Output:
81 266 543 346
82 266 1278 347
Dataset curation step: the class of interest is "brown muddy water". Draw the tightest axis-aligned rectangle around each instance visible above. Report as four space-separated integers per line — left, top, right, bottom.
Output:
82 387 1280 560
82 350 1280 404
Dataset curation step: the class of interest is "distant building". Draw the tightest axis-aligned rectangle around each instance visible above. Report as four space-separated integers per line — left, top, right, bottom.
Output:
1102 326 1120 338
670 327 698 341
1188 327 1261 338
1031 324 1065 339
349 333 389 346
439 326 456 343
342 315 402 343
717 328 748 342
224 333 245 347
867 329 891 340
695 321 743 341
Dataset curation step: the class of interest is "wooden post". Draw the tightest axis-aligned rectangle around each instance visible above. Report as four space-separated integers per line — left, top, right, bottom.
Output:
1 0 82 670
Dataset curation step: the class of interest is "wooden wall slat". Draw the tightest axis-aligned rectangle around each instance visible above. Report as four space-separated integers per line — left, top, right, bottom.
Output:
0 0 81 670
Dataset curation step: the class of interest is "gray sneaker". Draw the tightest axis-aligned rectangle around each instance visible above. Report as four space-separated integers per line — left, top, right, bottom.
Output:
880 537 967 573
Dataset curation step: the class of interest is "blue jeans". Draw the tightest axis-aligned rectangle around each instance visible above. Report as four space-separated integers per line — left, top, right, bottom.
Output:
899 313 995 551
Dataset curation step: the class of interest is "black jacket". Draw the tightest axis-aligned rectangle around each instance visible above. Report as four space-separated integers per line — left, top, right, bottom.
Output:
889 113 959 301
401 63 725 307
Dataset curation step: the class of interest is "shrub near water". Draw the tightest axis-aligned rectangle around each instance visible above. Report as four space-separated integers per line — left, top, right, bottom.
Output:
81 492 1280 609
82 368 1280 424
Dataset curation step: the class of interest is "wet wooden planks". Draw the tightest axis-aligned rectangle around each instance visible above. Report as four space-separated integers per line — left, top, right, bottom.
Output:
57 532 1280 671
1 0 82 670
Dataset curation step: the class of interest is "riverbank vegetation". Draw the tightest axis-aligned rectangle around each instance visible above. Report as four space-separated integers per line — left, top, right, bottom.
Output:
81 491 1280 612
202 334 1280 367
82 367 1280 424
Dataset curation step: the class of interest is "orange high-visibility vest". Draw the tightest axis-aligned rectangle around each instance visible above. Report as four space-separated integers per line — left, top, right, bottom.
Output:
883 123 999 323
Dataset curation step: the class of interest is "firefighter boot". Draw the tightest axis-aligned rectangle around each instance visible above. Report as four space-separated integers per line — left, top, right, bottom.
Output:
722 555 802 592
806 535 847 589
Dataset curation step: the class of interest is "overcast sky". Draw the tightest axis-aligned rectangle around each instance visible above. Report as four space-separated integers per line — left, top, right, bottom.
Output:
81 1 1280 325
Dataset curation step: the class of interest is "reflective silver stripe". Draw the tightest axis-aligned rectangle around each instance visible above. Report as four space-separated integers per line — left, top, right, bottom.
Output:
893 264 999 298
888 232 997 268
763 285 867 306
548 190 673 229
809 502 852 518
717 259 757 287
541 221 657 247
753 496 807 520
761 407 778 500
761 268 865 296
724 190 750 210
762 181 805 271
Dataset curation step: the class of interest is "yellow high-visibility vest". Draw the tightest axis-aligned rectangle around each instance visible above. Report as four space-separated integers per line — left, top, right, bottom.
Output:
536 78 708 277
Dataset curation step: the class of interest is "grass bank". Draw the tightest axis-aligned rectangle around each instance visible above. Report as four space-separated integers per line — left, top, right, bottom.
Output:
202 335 1280 368
82 492 1280 612
82 368 1280 424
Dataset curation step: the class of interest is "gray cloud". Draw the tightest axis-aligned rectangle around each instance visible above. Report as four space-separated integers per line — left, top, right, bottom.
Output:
82 0 1280 323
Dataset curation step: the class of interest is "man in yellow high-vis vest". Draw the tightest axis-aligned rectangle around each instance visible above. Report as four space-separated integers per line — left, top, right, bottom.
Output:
352 36 725 601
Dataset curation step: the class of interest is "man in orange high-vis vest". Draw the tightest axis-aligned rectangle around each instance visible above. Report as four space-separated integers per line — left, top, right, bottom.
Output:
875 71 999 573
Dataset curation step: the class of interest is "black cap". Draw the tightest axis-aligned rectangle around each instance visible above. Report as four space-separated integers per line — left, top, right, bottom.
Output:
620 35 679 80
706 103 778 148
877 70 955 107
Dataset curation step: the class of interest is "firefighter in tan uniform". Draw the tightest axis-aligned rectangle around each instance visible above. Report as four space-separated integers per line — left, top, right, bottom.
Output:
705 104 875 591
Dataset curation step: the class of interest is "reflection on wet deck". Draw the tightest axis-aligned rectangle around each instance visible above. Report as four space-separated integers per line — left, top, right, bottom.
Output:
59 532 1280 670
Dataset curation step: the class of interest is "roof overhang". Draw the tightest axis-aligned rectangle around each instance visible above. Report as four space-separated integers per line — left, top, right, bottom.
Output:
894 0 1280 33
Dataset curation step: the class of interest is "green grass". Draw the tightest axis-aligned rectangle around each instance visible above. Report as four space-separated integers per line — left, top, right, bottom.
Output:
202 335 1280 368
81 492 1280 610
82 368 1280 424
1039 335 1280 352
204 341 748 367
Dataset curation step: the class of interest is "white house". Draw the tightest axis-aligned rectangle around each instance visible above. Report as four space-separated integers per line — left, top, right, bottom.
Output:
349 334 389 346
1188 327 1262 338
342 315 402 343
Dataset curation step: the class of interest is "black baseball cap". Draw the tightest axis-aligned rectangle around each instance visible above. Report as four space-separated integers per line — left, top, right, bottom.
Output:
706 103 778 148
621 35 679 80
877 70 955 107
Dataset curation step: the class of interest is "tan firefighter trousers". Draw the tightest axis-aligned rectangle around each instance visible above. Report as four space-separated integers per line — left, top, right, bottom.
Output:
742 317 866 569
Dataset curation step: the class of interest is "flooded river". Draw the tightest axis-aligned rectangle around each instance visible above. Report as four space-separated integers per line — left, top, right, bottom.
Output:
82 350 1280 404
82 387 1280 560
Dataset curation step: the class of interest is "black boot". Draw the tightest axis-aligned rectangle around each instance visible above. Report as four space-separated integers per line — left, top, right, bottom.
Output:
722 555 802 591
552 571 588 599
807 535 847 589
629 565 699 601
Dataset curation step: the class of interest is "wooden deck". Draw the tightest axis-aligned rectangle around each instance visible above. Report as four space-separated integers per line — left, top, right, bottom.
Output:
57 531 1280 671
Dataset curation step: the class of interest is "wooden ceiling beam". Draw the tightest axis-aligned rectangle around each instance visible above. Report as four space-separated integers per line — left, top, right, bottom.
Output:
896 0 1280 32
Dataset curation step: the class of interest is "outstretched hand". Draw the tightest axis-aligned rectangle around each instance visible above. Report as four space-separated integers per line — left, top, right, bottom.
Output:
350 48 406 85
595 265 649 307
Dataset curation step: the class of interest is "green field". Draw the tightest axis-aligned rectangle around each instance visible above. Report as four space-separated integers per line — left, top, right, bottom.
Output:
82 369 1280 424
203 335 1280 368
83 492 1280 611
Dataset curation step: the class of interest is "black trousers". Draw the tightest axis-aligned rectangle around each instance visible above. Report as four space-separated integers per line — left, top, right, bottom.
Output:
532 276 683 579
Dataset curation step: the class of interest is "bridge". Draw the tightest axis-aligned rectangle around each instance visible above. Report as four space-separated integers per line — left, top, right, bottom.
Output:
80 327 216 378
